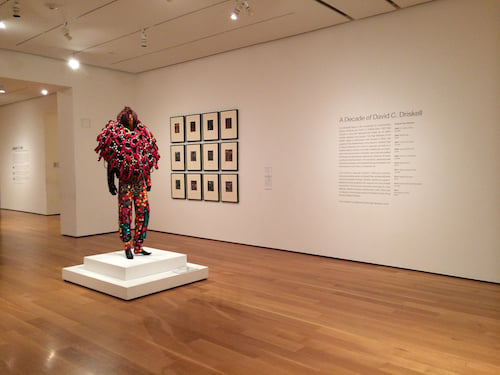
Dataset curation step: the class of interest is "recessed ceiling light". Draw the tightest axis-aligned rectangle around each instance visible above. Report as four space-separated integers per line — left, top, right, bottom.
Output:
0 20 6 29
41 89 48 95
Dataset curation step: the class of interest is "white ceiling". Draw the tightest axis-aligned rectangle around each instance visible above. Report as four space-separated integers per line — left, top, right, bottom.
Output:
0 0 434 106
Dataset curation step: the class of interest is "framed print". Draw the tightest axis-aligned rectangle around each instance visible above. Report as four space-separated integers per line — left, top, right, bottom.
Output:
186 114 201 142
203 174 219 202
220 109 238 139
186 174 202 200
170 145 185 171
186 144 202 171
202 111 219 141
220 174 239 203
203 143 219 171
171 173 186 199
220 142 238 171
170 116 185 143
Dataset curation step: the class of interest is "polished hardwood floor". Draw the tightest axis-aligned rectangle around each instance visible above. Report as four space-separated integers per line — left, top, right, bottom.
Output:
0 209 499 374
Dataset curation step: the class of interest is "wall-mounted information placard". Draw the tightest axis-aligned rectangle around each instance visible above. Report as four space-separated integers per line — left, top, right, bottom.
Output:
11 146 31 184
338 110 423 205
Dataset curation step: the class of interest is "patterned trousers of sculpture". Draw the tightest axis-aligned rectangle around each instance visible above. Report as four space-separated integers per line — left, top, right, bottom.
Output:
118 181 149 252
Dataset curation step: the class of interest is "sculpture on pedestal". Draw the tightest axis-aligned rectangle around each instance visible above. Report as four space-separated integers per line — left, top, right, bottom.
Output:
95 107 160 259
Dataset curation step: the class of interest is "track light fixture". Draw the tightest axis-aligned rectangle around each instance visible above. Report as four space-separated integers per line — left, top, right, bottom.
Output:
12 0 21 18
67 57 80 70
230 4 241 20
230 0 252 20
62 22 72 41
140 28 147 48
243 1 253 15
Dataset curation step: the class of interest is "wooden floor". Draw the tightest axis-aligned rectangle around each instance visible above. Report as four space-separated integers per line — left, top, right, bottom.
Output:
0 210 499 375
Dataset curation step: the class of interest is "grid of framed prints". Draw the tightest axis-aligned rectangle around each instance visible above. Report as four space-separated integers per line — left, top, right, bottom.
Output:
169 109 239 203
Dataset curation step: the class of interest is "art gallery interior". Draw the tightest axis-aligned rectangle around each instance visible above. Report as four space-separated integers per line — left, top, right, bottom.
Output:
0 0 499 373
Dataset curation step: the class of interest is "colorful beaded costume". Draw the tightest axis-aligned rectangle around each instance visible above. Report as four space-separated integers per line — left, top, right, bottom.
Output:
95 108 160 259
95 120 160 183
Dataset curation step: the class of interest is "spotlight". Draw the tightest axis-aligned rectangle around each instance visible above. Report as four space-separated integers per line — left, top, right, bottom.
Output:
12 0 21 18
0 20 6 29
230 4 241 20
41 89 48 95
68 57 80 70
140 28 147 48
230 1 252 20
242 1 253 16
0 85 5 94
62 22 72 41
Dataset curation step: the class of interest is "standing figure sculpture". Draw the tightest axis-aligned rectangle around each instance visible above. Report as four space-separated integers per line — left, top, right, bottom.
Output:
95 107 160 259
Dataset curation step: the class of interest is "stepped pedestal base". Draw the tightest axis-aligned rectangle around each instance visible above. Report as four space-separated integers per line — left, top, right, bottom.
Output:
62 247 208 300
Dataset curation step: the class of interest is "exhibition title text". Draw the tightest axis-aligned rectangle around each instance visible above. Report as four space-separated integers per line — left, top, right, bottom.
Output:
339 110 423 123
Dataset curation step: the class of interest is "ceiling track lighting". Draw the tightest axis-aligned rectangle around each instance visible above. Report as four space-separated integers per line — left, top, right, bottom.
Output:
242 1 253 15
230 0 252 21
12 0 21 18
62 21 72 41
67 57 80 70
140 28 147 48
230 5 241 20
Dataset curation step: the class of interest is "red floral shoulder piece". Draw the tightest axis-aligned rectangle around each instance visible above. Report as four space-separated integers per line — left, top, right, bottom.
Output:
95 120 160 181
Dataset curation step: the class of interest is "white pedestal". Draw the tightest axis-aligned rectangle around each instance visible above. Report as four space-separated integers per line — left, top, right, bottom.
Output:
62 247 208 300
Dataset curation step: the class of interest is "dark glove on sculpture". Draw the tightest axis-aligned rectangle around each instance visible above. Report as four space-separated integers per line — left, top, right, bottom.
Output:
107 166 117 195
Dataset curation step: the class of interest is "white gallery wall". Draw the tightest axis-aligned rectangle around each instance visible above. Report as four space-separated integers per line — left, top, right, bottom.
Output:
139 0 500 282
0 50 137 235
0 95 59 215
